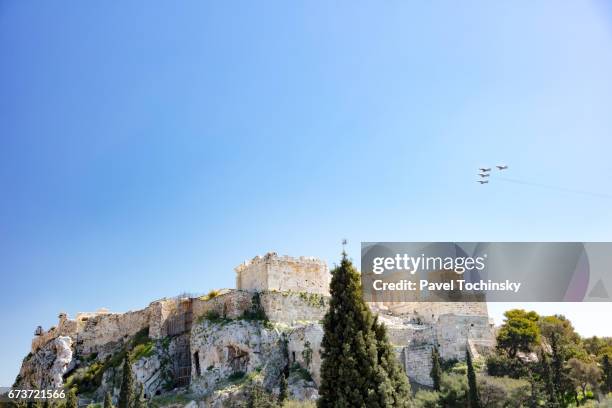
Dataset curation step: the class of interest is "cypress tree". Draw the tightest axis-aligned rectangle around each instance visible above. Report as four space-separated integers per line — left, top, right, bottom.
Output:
603 354 612 394
65 389 78 408
466 348 480 408
540 350 559 407
430 346 441 392
133 383 146 408
373 318 412 407
118 353 135 408
279 372 289 404
103 391 113 408
318 253 412 407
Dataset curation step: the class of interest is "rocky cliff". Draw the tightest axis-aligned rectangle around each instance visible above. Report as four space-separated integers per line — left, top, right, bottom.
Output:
14 277 495 406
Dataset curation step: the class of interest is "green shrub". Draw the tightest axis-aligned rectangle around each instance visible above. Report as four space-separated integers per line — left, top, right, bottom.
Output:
477 375 531 408
282 401 316 408
439 373 468 408
200 289 221 301
131 342 154 361
414 390 440 408
227 371 246 383
486 353 531 378
148 393 193 408
242 293 268 321
290 363 313 382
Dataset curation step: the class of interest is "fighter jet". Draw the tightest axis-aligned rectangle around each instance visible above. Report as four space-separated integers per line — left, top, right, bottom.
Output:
496 165 508 170
477 180 489 184
479 173 490 178
479 167 491 172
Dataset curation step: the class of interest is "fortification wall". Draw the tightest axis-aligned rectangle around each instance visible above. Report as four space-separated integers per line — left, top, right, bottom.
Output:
235 261 268 293
192 290 253 320
386 324 434 348
149 299 178 339
190 290 329 324
260 291 328 323
76 309 151 354
382 301 488 324
235 253 329 295
435 314 494 361
31 317 78 352
402 344 434 387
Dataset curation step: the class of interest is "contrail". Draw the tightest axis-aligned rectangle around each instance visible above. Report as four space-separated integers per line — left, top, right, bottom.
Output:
498 177 612 199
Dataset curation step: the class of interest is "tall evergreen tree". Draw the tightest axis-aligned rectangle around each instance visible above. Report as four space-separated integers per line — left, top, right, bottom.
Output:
103 391 114 408
118 353 135 408
466 348 480 408
373 318 412 407
540 350 559 407
279 372 289 405
318 253 411 407
65 389 78 408
430 346 441 392
603 354 612 394
133 383 146 408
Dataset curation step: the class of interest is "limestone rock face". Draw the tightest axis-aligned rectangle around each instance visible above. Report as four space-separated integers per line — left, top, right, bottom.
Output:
287 323 323 386
16 336 73 389
50 336 73 388
190 320 285 395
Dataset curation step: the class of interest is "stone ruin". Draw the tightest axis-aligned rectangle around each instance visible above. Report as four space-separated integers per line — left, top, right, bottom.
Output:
235 252 330 295
17 252 495 403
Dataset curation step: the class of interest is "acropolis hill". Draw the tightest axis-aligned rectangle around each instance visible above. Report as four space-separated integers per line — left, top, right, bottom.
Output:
15 253 495 406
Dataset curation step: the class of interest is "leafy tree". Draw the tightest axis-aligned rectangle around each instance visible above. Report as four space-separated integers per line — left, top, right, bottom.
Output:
567 358 601 403
104 391 114 408
118 353 135 408
65 389 78 408
582 336 612 359
466 348 481 408
477 375 531 408
318 253 411 407
430 347 441 392
539 316 580 347
496 310 540 359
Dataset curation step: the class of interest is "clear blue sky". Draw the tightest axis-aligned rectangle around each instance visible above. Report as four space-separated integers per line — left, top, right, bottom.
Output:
2 1 612 385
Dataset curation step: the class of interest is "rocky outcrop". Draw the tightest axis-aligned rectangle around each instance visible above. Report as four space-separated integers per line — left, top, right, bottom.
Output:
190 318 319 403
50 336 73 388
16 336 74 389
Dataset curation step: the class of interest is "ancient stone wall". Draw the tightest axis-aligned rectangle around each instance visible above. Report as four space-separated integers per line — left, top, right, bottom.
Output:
192 290 253 320
382 302 488 324
402 344 434 387
149 299 178 339
435 314 494 361
31 316 78 352
286 323 324 385
75 309 151 354
260 291 328 323
235 253 330 295
190 290 329 324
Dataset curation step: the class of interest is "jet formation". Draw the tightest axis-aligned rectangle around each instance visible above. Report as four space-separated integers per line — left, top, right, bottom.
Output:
477 165 507 184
